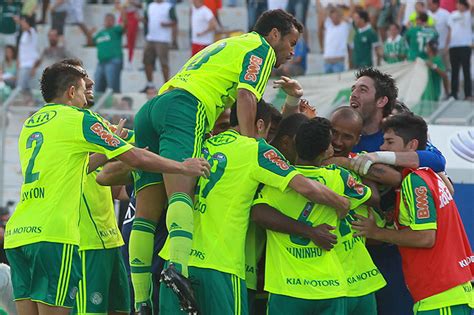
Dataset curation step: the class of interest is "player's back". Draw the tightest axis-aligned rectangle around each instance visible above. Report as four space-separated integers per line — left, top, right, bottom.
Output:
160 32 276 126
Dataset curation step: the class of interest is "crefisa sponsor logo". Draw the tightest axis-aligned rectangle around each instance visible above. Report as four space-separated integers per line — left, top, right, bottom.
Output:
450 129 474 163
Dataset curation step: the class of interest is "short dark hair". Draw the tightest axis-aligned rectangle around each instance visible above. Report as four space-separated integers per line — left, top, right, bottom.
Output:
381 113 428 150
417 12 429 23
356 67 398 117
432 0 440 5
389 23 401 30
392 100 412 115
121 96 133 107
229 99 273 127
269 105 283 128
40 62 86 102
295 117 332 161
60 58 85 68
355 9 370 23
458 0 469 8
253 9 304 37
272 113 309 143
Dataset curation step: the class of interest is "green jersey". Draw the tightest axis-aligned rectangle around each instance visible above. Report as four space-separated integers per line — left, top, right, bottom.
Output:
245 220 266 290
421 55 445 101
5 104 132 249
405 26 438 61
160 129 298 279
0 1 21 35
254 165 372 300
383 35 408 63
93 25 124 62
159 32 276 131
352 25 379 68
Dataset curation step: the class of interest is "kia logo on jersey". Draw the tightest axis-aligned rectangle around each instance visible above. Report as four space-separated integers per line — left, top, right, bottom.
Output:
450 129 474 163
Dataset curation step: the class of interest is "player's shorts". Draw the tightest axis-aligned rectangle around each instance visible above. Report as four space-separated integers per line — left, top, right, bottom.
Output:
346 293 377 315
134 89 207 192
160 265 248 315
414 304 472 315
6 242 81 308
267 293 346 315
72 247 130 314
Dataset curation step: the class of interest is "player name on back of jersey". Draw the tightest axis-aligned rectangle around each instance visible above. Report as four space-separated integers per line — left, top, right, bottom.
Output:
21 186 45 202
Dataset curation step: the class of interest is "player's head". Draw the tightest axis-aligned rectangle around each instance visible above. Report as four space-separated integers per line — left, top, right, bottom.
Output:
388 23 401 38
391 99 412 116
295 117 334 164
330 106 363 157
267 105 283 142
380 113 428 152
211 108 231 136
230 99 273 139
271 113 309 164
40 62 87 107
351 67 398 124
416 12 429 25
60 58 95 107
457 0 469 11
253 9 304 68
104 13 115 28
353 9 369 28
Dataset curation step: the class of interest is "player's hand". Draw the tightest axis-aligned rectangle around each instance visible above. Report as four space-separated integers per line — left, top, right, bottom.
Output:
182 158 211 178
349 153 378 176
307 224 337 251
299 99 317 118
351 208 378 239
273 76 304 98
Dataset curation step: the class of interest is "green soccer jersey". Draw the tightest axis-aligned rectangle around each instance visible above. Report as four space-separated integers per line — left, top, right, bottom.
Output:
405 26 438 61
421 55 445 102
159 32 276 131
79 168 124 250
5 104 133 249
383 35 408 64
160 129 298 279
352 25 379 68
245 219 266 290
254 165 372 300
93 25 124 62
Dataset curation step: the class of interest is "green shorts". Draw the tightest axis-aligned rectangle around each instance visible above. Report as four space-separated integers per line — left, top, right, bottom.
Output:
415 304 472 315
346 293 377 315
133 89 208 192
267 293 346 315
160 265 248 315
6 242 81 308
72 247 130 314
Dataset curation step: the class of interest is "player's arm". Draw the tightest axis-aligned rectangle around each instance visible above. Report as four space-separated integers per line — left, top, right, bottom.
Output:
273 76 305 118
362 178 380 209
288 175 350 218
96 160 134 186
251 203 337 251
237 89 257 137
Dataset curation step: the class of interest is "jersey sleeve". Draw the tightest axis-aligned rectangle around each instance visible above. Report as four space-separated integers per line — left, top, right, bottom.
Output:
79 110 133 159
399 173 437 230
250 140 299 192
238 42 276 101
416 142 446 172
252 183 280 211
338 167 372 210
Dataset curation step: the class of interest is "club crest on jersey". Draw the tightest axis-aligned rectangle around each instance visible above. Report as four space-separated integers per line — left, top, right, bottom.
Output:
346 175 365 195
25 110 57 127
264 149 289 170
90 122 120 147
415 186 430 219
244 55 263 82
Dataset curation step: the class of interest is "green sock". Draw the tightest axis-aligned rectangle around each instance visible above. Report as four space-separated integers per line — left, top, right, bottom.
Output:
129 217 157 309
166 192 194 277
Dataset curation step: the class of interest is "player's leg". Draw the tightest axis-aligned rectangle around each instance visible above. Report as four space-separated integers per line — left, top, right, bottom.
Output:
14 300 38 315
414 304 473 315
108 248 131 315
267 294 314 315
346 293 377 315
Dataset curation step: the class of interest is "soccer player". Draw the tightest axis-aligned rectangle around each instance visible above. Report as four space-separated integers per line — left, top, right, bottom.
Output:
159 102 349 314
352 113 474 315
404 12 438 61
251 117 374 315
130 9 304 313
3 62 209 315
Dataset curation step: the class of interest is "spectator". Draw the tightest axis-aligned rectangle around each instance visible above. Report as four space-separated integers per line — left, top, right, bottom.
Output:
21 0 37 28
0 45 17 89
141 0 177 91
273 37 309 76
117 0 142 69
421 39 448 102
377 0 400 41
268 0 288 10
351 9 381 68
145 86 158 100
204 0 222 19
67 0 93 46
113 96 135 129
428 0 450 63
93 13 124 93
34 29 73 72
0 0 21 46
446 0 472 100
247 0 267 31
0 207 10 265
191 0 219 56
405 12 438 61
50 0 69 41
286 0 309 27
320 6 351 73
408 1 435 26
16 15 39 91
0 264 16 315
383 23 408 63
37 0 50 24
